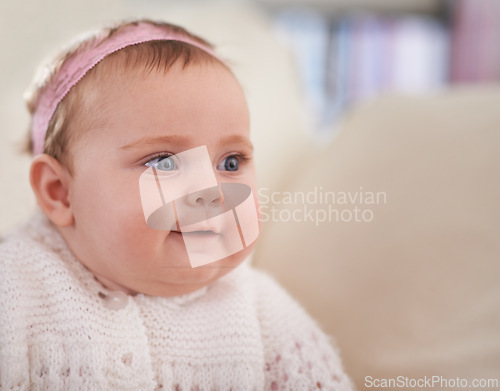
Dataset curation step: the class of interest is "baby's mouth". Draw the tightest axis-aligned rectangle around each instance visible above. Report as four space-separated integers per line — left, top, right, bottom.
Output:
169 222 222 240
179 230 220 240
179 221 221 235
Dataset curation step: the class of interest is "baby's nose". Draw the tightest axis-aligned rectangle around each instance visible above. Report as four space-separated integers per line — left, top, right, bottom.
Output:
184 185 223 208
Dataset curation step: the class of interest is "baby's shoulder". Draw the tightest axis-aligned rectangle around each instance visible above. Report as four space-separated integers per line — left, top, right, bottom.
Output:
0 218 39 272
0 211 73 302
241 266 329 343
243 265 309 315
0 212 56 269
248 267 313 327
219 264 313 328
243 266 353 389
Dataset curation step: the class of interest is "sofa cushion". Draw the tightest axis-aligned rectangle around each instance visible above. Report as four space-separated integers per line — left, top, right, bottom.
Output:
253 85 500 388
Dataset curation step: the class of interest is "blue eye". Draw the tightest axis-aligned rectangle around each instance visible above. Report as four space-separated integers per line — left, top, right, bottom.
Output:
145 155 177 171
218 155 240 172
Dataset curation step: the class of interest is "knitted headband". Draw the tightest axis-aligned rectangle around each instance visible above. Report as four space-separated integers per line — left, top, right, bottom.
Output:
31 22 218 155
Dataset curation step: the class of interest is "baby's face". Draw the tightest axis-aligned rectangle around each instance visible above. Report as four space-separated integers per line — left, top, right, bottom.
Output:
61 60 258 297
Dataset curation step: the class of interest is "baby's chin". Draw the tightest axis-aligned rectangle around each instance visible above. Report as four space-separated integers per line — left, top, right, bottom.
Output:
132 248 251 298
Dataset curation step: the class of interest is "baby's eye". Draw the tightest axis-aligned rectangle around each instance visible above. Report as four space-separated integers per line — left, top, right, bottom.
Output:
145 155 177 171
217 155 240 172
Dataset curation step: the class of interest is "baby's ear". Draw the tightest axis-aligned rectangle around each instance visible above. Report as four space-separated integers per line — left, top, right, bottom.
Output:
30 154 73 227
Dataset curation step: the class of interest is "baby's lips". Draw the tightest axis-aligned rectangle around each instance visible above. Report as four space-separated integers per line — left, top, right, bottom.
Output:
179 220 221 234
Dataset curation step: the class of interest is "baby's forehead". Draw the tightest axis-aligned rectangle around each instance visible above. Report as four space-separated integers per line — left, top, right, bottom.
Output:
75 44 232 114
70 44 231 118
82 55 239 114
70 52 248 145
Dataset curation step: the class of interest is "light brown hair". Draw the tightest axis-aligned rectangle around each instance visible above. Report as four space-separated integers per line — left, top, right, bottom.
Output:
24 19 219 174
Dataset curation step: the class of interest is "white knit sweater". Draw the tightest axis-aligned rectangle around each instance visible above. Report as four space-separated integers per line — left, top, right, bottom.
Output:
0 212 352 391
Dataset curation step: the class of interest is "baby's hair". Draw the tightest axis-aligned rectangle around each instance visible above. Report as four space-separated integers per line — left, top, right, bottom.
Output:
24 19 220 173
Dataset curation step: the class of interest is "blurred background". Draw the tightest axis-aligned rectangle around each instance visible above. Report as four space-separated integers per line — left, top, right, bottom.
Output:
2 0 500 230
1 0 499 389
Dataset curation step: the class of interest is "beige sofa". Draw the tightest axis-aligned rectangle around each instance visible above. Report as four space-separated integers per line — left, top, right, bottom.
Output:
252 85 500 388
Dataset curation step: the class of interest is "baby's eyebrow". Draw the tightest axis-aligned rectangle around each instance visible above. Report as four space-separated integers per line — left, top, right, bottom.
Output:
218 135 253 151
120 135 190 150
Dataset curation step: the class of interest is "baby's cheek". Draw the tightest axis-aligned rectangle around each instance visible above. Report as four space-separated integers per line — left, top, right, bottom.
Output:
120 218 153 244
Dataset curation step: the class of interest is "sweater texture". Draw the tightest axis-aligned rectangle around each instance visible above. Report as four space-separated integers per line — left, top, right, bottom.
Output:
0 212 352 390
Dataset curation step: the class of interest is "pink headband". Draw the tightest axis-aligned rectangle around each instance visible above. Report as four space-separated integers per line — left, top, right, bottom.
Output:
31 22 218 155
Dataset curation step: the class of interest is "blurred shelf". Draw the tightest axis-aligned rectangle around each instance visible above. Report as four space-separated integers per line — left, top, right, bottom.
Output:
254 0 444 16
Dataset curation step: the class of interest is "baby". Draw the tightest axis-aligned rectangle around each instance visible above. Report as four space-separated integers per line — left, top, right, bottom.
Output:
0 19 353 390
